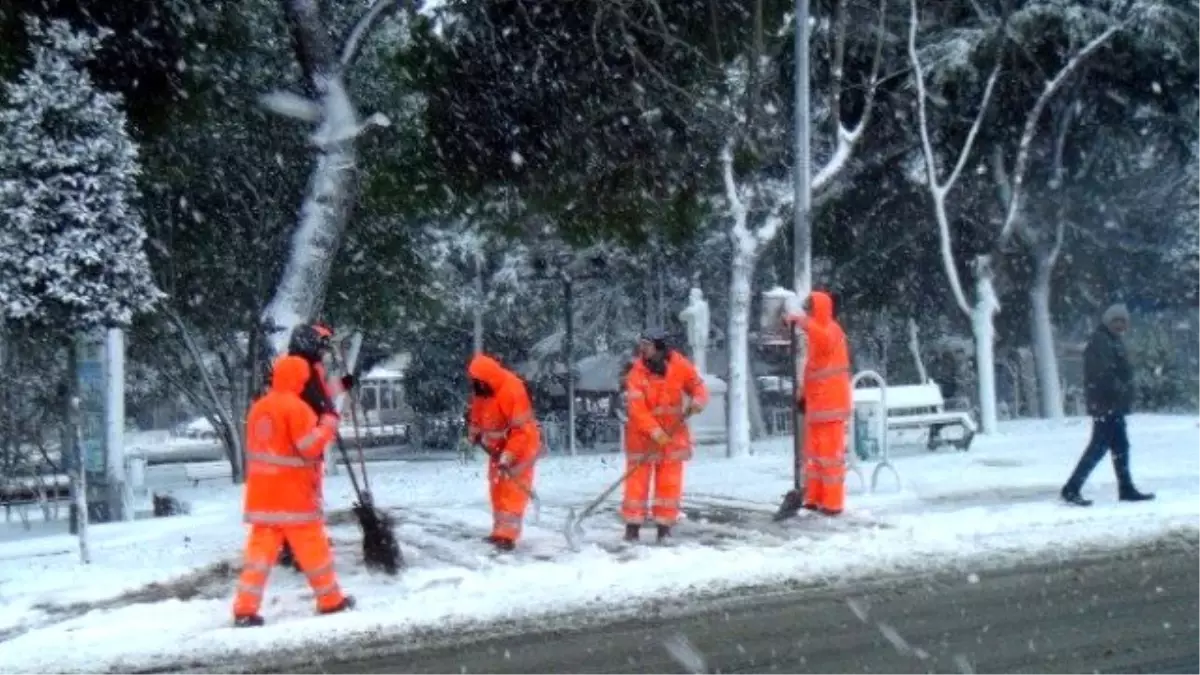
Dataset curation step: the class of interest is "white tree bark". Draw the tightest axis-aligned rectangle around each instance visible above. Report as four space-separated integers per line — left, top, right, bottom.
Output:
1029 259 1064 418
971 257 1001 432
262 0 400 356
909 0 1004 433
719 0 885 458
727 252 755 457
907 317 927 383
988 23 1121 419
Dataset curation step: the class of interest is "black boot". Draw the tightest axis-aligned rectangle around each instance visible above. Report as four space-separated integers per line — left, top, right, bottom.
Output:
1119 488 1155 502
1112 447 1155 502
319 595 356 615
234 614 265 628
1061 487 1093 507
656 524 672 543
492 536 516 552
624 524 641 542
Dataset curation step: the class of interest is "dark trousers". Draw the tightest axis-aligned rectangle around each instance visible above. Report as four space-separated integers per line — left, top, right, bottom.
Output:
1064 414 1134 494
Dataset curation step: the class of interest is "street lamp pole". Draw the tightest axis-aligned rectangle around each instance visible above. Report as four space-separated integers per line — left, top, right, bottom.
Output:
562 272 576 457
789 0 813 513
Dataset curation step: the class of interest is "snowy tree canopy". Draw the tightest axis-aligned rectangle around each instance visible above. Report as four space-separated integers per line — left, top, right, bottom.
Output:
0 16 162 336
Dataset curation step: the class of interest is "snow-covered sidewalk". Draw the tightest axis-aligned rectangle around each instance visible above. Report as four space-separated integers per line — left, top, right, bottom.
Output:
0 414 1196 673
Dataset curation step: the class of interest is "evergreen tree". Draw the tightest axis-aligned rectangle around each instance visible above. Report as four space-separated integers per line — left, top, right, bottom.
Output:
0 17 162 336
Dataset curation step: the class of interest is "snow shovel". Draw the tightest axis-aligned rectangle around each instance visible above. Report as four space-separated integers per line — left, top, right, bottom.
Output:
563 414 694 551
563 459 645 552
473 440 542 525
773 324 807 522
332 345 403 575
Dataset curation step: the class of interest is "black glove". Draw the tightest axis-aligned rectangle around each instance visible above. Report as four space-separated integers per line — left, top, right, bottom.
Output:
341 374 356 391
796 397 806 414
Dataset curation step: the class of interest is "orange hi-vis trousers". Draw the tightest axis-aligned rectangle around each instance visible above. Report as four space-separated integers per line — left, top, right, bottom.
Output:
621 458 685 526
232 522 346 617
489 461 535 541
803 420 847 514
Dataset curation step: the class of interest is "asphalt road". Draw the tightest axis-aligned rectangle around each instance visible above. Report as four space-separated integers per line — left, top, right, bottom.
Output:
284 535 1199 674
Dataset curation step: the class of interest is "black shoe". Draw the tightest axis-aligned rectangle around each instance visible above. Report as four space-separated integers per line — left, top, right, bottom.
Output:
492 537 516 552
623 524 641 542
234 614 264 628
1061 488 1093 507
1119 489 1155 502
656 524 672 543
319 596 356 615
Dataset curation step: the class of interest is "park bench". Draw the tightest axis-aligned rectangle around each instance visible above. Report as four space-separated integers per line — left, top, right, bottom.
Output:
852 380 977 451
183 461 233 486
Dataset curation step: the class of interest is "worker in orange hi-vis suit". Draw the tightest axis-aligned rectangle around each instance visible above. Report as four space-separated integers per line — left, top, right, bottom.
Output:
467 353 541 552
622 331 709 543
784 290 853 515
232 355 355 628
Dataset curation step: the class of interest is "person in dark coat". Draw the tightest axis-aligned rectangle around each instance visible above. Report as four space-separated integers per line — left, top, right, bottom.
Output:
278 323 355 569
1061 303 1154 506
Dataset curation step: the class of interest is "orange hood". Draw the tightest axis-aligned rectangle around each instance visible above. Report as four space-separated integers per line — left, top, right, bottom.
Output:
808 290 835 324
468 353 510 391
271 355 311 394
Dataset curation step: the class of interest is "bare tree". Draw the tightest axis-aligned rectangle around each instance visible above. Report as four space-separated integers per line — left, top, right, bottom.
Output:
908 0 1004 433
990 19 1128 419
722 0 886 457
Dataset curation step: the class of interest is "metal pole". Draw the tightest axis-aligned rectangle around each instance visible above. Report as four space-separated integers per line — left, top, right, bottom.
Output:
793 0 813 493
473 255 484 354
564 275 577 457
104 328 131 521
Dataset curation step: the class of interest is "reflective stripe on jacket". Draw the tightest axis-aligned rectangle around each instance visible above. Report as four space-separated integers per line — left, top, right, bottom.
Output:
243 355 338 525
624 351 709 460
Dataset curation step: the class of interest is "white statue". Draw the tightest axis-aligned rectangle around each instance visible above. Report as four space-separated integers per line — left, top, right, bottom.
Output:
678 287 711 375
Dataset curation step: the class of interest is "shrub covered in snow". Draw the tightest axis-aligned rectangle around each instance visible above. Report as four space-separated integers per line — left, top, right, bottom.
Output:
0 17 162 336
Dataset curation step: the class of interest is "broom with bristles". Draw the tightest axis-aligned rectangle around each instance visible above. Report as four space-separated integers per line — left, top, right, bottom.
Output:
332 342 403 575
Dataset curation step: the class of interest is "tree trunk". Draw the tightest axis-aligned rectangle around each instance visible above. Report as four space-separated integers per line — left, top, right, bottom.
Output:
907 318 928 383
971 269 1001 434
1029 261 1065 419
726 252 755 457
748 373 767 439
263 0 364 356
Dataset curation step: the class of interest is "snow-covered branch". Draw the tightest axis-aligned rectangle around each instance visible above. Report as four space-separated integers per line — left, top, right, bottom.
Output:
909 0 1002 316
340 0 405 68
812 0 887 194
998 21 1125 243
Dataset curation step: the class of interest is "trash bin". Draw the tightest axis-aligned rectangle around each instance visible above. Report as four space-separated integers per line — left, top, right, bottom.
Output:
852 400 884 461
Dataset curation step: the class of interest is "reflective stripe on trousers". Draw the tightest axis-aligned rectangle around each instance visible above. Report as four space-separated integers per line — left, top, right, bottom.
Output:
492 510 523 539
806 408 850 423
244 510 322 524
232 523 345 617
807 366 849 381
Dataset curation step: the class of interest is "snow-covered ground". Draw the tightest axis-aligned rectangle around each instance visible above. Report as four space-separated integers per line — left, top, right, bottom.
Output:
0 414 1196 673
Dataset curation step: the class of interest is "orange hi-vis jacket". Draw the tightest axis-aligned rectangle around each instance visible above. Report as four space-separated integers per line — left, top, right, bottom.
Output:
625 351 709 461
786 290 852 423
243 355 339 525
467 354 540 465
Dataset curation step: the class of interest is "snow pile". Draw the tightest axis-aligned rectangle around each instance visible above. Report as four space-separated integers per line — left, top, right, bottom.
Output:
0 415 1195 673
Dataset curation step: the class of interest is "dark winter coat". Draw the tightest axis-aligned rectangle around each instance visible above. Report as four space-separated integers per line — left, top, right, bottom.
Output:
1083 325 1133 417
288 349 336 417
